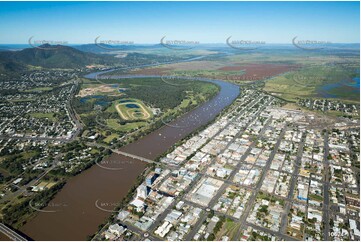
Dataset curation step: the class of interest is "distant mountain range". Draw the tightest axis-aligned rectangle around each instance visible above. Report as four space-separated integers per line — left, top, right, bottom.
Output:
0 44 118 71
0 43 358 73
73 43 162 54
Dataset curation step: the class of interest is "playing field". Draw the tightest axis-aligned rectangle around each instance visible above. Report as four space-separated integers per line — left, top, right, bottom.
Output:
115 99 152 120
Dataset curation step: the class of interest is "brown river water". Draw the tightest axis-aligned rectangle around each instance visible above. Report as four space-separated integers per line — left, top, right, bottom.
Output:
0 233 10 240
20 75 240 240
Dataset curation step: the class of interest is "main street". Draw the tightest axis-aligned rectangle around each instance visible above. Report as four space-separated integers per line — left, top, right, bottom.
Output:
232 127 287 240
322 132 330 240
93 92 269 240
279 132 306 234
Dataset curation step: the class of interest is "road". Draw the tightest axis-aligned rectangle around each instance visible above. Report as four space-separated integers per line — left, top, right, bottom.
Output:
0 79 82 143
233 127 287 240
322 131 330 240
67 80 83 140
245 222 299 241
185 97 274 241
0 223 27 241
142 96 267 239
93 92 269 240
87 142 154 164
0 155 60 204
0 135 70 142
183 101 281 241
279 131 306 234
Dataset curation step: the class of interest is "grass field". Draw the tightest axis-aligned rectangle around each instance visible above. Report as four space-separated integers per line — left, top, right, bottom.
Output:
264 64 359 102
217 218 241 240
75 77 219 141
36 181 56 190
25 87 54 92
103 133 119 143
106 118 147 132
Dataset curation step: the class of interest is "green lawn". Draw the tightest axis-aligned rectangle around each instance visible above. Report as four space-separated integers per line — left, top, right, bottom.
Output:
24 87 54 92
106 119 147 132
103 133 120 143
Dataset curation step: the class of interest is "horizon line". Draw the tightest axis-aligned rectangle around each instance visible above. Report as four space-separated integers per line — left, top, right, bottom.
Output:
1 42 360 45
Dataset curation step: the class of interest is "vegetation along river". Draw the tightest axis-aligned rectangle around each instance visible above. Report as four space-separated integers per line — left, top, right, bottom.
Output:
21 71 240 240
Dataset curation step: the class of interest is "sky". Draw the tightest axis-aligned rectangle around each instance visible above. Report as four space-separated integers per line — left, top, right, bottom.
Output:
0 1 359 44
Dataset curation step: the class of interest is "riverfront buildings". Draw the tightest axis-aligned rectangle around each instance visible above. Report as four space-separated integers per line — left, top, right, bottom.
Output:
99 89 360 241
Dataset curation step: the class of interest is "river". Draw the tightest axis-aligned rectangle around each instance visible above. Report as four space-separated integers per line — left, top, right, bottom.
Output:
20 72 240 240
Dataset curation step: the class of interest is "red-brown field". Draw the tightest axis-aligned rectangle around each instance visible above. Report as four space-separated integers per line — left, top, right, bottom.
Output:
219 63 299 80
130 67 172 75
125 62 299 82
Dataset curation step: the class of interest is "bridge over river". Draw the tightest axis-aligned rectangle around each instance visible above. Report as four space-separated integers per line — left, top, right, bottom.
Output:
0 223 28 241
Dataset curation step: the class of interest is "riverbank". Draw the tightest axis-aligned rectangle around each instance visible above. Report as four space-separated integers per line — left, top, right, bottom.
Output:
20 72 240 240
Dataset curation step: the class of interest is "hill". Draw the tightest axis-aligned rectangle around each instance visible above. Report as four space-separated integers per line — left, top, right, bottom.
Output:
73 43 161 54
0 44 118 71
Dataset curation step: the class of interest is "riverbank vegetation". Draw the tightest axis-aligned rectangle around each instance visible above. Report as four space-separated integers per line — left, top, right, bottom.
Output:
74 77 219 148
2 181 65 228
